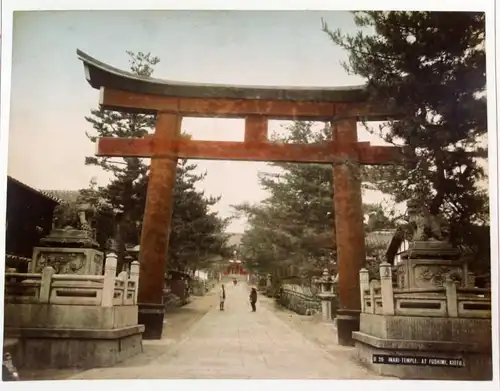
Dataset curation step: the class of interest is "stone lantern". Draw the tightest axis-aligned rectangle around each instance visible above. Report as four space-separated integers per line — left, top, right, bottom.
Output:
266 273 272 289
123 254 134 274
314 268 336 322
128 245 140 260
120 244 138 274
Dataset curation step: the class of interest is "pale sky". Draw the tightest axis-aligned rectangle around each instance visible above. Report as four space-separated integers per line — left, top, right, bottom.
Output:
8 10 403 232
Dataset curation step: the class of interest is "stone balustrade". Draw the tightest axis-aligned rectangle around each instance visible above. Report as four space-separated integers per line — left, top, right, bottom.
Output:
4 253 139 307
359 263 491 319
3 252 145 370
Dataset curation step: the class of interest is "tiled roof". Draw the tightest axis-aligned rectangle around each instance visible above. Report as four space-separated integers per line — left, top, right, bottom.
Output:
7 175 60 204
5 254 31 263
40 189 113 210
227 233 244 247
39 190 81 204
365 230 396 248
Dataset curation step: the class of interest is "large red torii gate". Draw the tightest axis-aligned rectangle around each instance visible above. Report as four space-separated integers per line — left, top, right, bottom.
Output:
77 50 402 345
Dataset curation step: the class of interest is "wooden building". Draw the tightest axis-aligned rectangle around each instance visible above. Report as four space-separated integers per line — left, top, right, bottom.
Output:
4 176 60 271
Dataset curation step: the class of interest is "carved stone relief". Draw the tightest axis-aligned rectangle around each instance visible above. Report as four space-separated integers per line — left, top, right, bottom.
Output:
414 265 463 288
35 252 86 274
396 266 406 289
93 253 104 272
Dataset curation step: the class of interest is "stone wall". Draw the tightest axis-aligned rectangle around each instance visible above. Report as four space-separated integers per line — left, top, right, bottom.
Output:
277 284 336 317
190 279 207 296
191 278 216 296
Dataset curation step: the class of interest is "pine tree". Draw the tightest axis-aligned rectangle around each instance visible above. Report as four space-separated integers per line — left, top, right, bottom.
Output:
322 12 489 272
169 160 233 273
234 122 335 278
364 203 398 233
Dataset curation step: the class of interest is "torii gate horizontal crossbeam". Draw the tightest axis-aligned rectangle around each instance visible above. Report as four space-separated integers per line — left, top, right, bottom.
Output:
96 137 402 165
98 88 401 120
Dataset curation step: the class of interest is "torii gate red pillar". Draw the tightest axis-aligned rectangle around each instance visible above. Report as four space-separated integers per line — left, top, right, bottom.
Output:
137 111 180 339
332 116 366 346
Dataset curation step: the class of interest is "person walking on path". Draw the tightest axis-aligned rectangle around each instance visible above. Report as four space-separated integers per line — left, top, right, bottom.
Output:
219 284 226 311
249 287 258 312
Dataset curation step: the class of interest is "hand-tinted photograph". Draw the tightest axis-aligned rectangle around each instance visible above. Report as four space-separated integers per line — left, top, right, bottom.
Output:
2 9 492 382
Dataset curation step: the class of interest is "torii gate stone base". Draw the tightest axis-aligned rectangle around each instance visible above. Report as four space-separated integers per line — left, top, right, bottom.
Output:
77 50 402 345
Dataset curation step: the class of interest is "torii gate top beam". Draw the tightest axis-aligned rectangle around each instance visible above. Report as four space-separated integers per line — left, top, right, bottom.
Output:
77 50 399 121
78 49 368 103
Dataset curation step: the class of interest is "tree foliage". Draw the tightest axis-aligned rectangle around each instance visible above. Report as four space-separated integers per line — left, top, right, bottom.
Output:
364 202 398 233
234 122 336 277
84 51 231 273
236 121 404 278
169 160 233 271
322 11 489 272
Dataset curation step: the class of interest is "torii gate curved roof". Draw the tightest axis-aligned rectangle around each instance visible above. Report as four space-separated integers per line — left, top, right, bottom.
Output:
77 49 369 103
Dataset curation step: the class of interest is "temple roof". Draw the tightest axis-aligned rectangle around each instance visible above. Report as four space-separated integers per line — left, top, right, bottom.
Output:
40 189 80 204
365 230 396 249
7 176 88 206
7 176 60 205
227 233 244 248
77 49 369 102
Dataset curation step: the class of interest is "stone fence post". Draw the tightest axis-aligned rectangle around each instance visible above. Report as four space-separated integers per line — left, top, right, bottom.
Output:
102 252 117 307
359 268 369 313
379 262 395 315
368 280 378 314
39 266 55 304
130 261 140 305
117 270 128 305
444 278 458 317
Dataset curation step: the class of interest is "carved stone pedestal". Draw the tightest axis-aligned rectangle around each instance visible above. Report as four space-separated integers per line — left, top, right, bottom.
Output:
353 314 492 380
395 241 468 290
353 238 492 380
31 247 104 275
30 228 104 275
4 304 144 369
